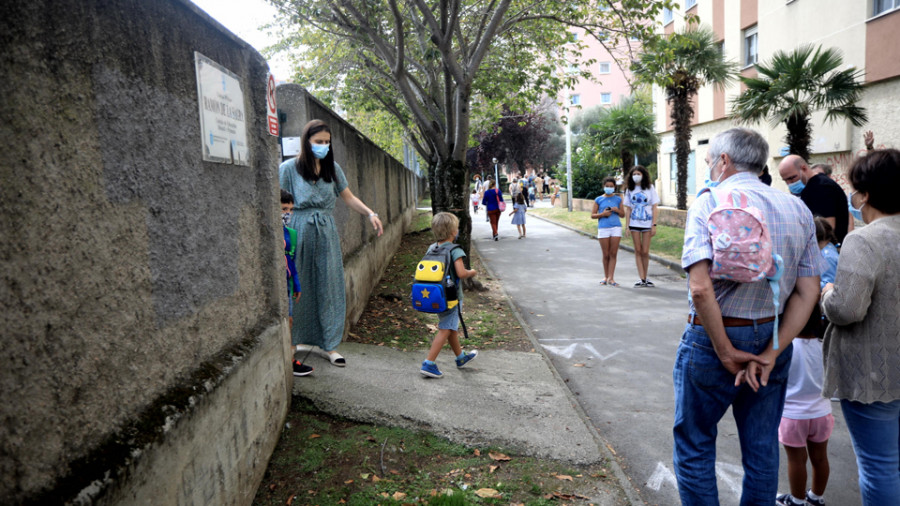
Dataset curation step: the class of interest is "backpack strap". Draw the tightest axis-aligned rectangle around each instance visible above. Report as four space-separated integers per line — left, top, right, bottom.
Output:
767 254 785 350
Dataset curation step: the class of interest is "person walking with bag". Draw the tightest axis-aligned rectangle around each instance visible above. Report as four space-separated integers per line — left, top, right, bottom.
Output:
482 180 504 241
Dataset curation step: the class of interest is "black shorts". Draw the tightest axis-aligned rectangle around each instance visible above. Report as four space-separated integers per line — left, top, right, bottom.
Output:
629 226 651 232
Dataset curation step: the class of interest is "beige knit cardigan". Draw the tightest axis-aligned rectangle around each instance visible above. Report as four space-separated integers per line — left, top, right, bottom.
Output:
822 214 900 403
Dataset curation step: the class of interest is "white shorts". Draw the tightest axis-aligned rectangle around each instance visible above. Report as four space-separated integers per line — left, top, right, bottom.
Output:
597 227 622 239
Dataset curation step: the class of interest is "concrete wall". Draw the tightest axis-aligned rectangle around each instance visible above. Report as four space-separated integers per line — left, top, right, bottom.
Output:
0 0 407 504
276 84 424 330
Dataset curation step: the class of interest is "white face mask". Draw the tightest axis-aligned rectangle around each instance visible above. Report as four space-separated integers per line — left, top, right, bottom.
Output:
632 174 642 183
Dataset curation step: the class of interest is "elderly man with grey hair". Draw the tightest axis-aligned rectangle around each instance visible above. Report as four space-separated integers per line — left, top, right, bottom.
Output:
674 128 821 505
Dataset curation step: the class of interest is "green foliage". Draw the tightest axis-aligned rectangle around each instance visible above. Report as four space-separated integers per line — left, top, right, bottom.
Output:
585 96 659 172
731 44 867 161
569 143 615 200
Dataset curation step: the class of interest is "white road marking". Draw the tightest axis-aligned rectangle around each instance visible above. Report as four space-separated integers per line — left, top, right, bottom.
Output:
715 462 744 497
541 342 623 362
541 343 578 359
645 461 743 499
646 461 677 490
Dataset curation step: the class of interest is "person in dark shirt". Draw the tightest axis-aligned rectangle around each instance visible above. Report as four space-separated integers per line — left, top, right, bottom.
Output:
778 154 850 244
759 165 773 186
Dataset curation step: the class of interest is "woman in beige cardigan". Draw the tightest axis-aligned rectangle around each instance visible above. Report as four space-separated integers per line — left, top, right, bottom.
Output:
821 149 900 506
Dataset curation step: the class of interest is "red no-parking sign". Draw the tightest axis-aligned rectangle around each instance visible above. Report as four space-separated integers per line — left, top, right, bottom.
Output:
266 73 279 136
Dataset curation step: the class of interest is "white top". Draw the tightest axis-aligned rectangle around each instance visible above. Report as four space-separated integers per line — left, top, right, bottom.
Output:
624 185 660 229
783 338 832 419
470 193 480 204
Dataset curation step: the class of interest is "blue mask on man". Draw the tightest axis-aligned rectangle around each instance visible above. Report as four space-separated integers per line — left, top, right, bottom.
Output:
848 192 865 222
311 143 330 159
787 180 805 195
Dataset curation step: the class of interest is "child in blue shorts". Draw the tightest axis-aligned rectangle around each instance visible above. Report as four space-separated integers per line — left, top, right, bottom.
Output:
420 212 479 378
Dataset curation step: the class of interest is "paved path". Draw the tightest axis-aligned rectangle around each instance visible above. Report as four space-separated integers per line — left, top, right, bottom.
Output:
471 201 861 506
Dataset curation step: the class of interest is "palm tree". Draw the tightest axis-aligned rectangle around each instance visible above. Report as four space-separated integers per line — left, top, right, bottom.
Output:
587 96 660 173
731 45 867 161
632 26 736 210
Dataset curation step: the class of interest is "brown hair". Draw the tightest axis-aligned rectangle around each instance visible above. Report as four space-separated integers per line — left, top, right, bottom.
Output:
295 119 335 183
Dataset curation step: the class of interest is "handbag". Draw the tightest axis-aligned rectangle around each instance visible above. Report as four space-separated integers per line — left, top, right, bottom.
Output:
496 191 506 212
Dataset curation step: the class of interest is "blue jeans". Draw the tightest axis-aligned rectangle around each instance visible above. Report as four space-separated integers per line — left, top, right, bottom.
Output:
673 322 792 506
840 399 900 505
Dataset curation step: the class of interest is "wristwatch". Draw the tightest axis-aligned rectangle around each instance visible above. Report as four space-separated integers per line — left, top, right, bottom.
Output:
368 212 378 218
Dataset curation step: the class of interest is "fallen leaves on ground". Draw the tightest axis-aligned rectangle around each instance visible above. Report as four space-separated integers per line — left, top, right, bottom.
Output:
555 474 574 481
474 488 502 499
573 363 585 367
308 434 321 439
488 452 511 461
489 465 498 473
392 491 406 500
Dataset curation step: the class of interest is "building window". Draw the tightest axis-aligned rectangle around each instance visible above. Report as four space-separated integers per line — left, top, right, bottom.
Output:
567 63 580 75
743 25 758 67
874 0 900 16
600 93 612 105
663 7 674 24
685 0 697 8
570 94 581 106
567 31 579 43
670 151 697 194
598 62 611 74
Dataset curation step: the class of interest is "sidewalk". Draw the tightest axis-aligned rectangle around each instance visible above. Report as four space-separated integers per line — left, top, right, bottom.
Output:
291 205 642 505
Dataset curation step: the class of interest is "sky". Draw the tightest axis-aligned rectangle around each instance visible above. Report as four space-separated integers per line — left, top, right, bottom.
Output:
190 0 293 80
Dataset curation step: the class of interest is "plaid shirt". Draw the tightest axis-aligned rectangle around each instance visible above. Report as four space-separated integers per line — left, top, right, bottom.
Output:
682 172 820 318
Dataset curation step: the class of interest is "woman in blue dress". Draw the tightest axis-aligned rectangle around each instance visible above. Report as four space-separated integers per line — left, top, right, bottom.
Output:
279 119 384 367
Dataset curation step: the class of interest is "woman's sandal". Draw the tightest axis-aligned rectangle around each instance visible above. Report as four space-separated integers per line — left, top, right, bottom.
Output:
609 281 619 287
326 351 346 367
599 280 608 285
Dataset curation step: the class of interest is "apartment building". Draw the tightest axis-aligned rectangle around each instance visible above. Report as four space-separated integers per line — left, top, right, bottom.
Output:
653 0 900 207
563 27 636 112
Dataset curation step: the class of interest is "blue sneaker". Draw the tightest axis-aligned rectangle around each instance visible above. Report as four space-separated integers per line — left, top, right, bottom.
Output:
420 361 443 378
456 350 478 368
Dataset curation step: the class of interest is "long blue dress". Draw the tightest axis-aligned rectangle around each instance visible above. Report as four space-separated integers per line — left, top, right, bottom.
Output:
279 158 349 351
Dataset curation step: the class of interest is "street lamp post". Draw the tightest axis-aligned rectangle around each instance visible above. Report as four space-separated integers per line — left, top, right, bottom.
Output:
564 92 573 212
491 157 499 187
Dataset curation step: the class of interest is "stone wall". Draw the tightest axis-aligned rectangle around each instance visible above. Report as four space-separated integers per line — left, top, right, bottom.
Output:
276 84 424 329
0 1 419 504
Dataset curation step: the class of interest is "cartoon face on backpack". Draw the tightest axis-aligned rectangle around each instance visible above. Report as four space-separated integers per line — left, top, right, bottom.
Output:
416 260 445 282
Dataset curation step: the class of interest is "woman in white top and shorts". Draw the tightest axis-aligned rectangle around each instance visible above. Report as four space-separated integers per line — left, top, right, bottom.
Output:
623 166 659 287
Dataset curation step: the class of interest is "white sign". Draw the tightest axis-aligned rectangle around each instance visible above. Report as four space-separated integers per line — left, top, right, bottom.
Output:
266 73 279 136
282 136 301 157
195 52 250 165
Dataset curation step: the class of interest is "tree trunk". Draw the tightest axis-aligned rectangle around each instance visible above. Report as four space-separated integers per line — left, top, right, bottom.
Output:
669 87 694 210
785 113 812 162
621 149 634 173
431 157 472 264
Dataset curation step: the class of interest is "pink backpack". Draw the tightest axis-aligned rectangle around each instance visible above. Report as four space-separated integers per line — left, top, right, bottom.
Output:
700 188 785 349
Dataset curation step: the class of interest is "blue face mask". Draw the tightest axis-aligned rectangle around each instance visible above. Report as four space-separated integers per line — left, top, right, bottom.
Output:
311 143 330 159
700 159 723 193
787 180 805 195
848 191 865 222
604 187 614 195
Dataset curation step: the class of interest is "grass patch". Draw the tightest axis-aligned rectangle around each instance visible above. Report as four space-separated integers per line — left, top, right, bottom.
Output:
254 397 620 506
348 210 533 353
417 197 432 209
530 207 685 262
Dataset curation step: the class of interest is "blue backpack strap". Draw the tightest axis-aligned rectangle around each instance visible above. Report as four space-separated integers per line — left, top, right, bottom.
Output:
767 254 785 350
